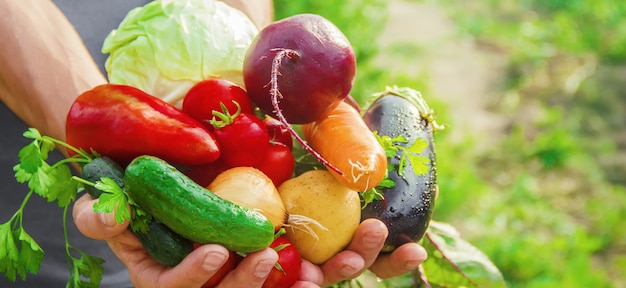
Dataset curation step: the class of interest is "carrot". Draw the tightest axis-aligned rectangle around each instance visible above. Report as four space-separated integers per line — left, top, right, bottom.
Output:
302 100 387 192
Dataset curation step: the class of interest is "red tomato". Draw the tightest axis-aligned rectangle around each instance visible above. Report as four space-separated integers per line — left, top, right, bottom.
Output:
263 236 302 288
182 78 255 129
262 117 293 149
192 244 242 288
211 113 270 167
254 142 295 187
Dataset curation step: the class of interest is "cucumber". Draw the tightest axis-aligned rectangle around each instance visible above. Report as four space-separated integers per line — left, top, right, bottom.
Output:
82 157 194 266
124 155 275 253
362 87 439 252
133 220 194 266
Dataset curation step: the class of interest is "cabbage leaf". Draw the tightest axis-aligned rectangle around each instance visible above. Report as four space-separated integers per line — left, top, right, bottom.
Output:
102 0 258 105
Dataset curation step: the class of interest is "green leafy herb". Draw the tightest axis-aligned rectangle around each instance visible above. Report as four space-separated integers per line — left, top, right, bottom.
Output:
0 203 44 282
361 132 431 208
67 249 104 288
375 132 430 177
93 177 132 223
0 128 145 285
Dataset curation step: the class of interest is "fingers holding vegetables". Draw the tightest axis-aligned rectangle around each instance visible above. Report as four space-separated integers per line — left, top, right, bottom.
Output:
315 219 387 285
9 5 446 286
72 193 129 241
262 235 303 288
113 239 236 288
217 248 279 287
368 242 428 279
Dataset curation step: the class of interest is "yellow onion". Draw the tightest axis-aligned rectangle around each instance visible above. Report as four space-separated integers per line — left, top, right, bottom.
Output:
208 166 287 230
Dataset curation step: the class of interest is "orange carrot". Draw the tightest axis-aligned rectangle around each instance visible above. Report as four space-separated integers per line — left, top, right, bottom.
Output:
302 100 387 192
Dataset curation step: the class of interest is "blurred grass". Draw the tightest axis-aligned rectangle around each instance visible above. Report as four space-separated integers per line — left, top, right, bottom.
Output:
274 0 626 287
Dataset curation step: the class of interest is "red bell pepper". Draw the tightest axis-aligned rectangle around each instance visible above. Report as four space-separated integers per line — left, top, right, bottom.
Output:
66 84 220 166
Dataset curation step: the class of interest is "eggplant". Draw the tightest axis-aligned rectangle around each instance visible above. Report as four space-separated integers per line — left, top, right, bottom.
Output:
361 86 441 252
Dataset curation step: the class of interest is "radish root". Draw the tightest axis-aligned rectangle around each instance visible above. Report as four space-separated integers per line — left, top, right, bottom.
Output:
269 48 343 176
284 213 328 242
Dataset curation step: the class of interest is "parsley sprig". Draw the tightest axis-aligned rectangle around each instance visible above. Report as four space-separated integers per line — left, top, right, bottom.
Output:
361 132 431 208
0 128 146 286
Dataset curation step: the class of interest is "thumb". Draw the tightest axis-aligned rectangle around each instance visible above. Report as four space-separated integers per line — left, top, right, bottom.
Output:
148 244 230 288
72 193 129 240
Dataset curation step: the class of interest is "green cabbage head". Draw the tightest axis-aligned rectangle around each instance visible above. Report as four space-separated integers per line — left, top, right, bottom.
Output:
102 0 258 105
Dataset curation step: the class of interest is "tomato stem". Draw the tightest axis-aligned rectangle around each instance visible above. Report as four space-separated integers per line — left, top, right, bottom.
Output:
210 100 241 129
269 48 343 176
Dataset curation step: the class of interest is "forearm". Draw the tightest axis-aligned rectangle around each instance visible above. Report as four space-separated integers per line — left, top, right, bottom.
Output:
0 0 271 143
0 0 106 142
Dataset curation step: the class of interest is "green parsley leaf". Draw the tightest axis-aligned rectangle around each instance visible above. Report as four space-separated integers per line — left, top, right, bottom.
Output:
47 165 80 207
22 127 42 140
374 132 406 159
67 250 104 288
18 228 44 278
93 177 132 224
0 216 44 281
4 128 106 284
28 163 53 197
404 138 431 176
361 188 384 208
377 177 396 189
16 142 43 174
0 221 19 262
129 206 152 234
13 164 32 184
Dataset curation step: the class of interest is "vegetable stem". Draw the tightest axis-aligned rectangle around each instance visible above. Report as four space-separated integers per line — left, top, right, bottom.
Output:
269 48 343 176
62 205 73 276
44 136 94 161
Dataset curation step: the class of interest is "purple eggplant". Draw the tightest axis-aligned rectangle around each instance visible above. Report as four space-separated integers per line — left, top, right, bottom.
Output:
362 86 442 252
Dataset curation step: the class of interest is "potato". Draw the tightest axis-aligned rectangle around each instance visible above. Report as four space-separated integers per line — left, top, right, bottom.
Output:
278 170 361 264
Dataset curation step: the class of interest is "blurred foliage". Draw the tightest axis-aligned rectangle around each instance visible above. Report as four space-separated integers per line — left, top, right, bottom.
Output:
274 0 626 287
422 0 626 287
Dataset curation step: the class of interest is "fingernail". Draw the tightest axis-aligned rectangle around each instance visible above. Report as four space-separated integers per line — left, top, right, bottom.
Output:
363 231 385 248
203 251 227 271
254 259 276 278
339 264 359 278
99 213 116 227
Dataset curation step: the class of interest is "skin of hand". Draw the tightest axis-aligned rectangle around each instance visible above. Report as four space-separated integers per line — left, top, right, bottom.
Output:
74 194 428 287
2 0 428 286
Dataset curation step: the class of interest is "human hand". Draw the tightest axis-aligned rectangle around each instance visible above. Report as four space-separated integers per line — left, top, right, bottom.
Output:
74 194 426 287
295 218 428 286
73 194 311 288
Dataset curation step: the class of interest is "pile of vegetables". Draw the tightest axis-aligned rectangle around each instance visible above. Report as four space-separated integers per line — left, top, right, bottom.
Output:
1 1 504 287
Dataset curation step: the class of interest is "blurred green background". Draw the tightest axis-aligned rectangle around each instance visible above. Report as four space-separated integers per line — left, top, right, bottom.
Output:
274 0 626 287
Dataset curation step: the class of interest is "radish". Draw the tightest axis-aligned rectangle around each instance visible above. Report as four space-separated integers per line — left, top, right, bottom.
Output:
243 14 356 175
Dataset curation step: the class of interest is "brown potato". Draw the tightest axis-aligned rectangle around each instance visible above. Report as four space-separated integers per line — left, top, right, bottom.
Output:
278 170 361 264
